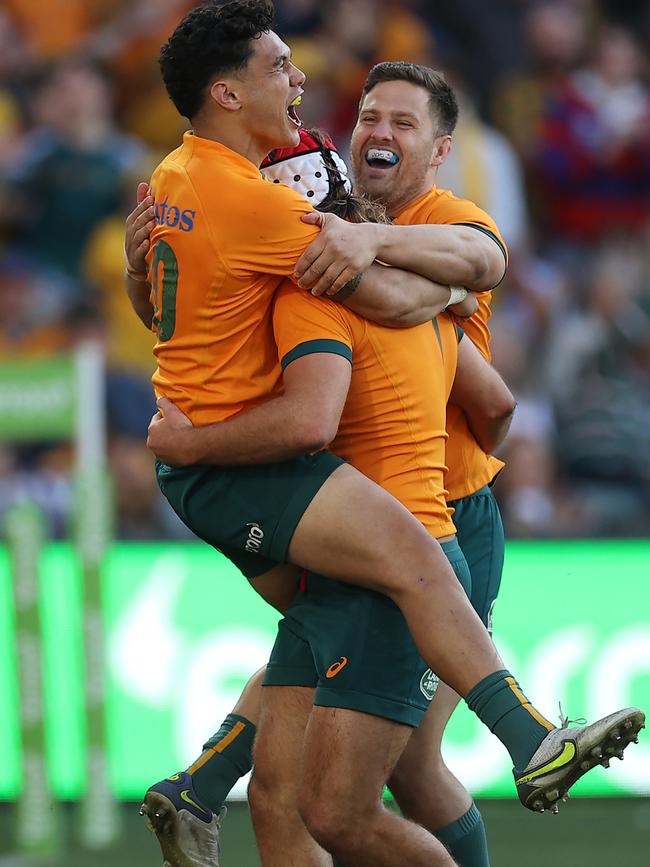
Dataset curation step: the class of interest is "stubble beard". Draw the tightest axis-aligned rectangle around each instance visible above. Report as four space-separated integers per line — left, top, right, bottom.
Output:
355 168 427 216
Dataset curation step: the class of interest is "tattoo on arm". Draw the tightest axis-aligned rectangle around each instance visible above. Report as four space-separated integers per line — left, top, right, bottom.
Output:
331 272 364 302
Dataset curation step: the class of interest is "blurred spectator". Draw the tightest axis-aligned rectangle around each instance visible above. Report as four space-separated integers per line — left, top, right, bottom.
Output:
3 0 93 62
438 77 530 253
531 25 650 248
494 416 560 539
489 314 560 538
1 59 145 294
319 0 434 146
275 0 322 35
421 0 530 119
0 89 22 171
0 252 72 357
83 167 158 381
375 1 433 65
0 13 29 173
94 0 194 151
0 9 30 77
109 434 171 539
494 1 590 158
0 442 73 539
545 242 650 534
495 252 572 373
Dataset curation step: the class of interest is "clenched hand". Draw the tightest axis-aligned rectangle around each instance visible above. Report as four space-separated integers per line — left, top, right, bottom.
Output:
294 212 380 297
147 397 197 466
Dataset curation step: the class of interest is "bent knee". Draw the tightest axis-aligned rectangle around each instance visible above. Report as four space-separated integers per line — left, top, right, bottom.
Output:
368 533 457 600
390 751 446 797
248 774 272 816
249 764 297 821
390 760 458 822
299 792 374 856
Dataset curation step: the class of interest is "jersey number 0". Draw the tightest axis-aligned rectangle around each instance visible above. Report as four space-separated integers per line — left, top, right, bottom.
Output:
151 240 178 341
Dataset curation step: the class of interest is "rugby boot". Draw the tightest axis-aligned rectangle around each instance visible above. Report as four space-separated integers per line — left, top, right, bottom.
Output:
515 707 645 813
139 771 225 867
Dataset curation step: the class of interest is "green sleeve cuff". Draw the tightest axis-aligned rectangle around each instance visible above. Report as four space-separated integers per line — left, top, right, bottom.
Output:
453 222 508 262
453 222 508 288
281 339 353 370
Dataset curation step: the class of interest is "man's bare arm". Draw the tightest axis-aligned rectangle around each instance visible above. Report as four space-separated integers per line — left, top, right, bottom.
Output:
296 213 506 297
450 337 516 453
148 354 351 466
373 223 506 293
334 263 477 327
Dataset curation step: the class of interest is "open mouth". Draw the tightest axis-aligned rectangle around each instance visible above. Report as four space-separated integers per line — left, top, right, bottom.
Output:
287 95 302 128
365 148 400 168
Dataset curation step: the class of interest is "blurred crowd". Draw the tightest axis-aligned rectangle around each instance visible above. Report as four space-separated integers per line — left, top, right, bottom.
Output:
0 0 649 541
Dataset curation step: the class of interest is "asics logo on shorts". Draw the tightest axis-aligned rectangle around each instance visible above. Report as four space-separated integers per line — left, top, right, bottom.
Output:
326 656 348 678
245 522 264 553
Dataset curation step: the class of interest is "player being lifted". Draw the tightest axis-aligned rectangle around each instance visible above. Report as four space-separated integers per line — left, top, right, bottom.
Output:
141 127 503 867
123 2 644 865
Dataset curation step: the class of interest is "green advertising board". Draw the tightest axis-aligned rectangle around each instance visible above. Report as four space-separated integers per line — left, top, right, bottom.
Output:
0 358 76 441
0 540 648 801
0 343 117 849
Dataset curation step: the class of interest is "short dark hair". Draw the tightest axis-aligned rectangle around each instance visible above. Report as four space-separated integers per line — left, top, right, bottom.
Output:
159 0 275 120
360 62 459 136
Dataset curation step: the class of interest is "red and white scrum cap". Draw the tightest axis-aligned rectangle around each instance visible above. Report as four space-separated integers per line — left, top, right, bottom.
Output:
261 128 352 206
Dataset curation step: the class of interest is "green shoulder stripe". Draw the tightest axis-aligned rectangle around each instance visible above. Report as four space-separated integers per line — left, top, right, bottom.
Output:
453 222 508 264
432 318 443 355
453 222 508 289
281 339 353 370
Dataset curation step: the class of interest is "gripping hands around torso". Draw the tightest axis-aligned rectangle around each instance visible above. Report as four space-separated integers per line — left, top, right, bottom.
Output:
123 185 477 329
294 211 380 297
125 182 154 278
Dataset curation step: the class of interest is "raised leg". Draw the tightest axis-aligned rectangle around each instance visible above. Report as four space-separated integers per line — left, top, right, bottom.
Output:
289 465 502 698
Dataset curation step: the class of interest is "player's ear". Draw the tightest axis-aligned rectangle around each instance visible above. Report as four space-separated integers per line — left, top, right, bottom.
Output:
210 79 243 112
431 135 452 168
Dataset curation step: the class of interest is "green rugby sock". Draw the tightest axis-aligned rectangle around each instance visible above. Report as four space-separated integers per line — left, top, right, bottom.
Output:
465 670 555 769
436 803 490 867
187 713 255 814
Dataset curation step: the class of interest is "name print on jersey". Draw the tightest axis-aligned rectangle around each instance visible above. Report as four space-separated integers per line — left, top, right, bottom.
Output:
154 200 196 232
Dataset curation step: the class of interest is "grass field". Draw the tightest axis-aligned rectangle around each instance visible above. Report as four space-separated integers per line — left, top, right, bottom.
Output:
1 798 649 866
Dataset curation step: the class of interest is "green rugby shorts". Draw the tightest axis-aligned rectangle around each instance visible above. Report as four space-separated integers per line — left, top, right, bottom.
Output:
450 485 505 631
264 538 471 727
155 451 344 578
